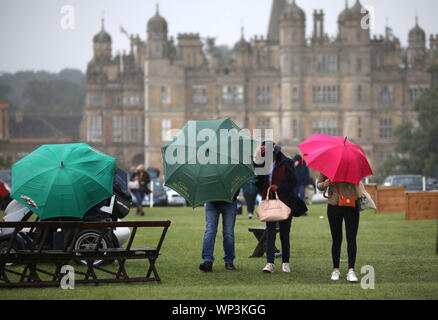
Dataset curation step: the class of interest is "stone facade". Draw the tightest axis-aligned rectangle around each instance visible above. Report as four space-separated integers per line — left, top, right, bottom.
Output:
80 0 438 177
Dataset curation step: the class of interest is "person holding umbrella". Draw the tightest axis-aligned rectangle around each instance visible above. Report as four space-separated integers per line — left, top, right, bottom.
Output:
317 174 360 282
254 141 298 274
298 135 373 283
199 192 240 272
161 118 257 272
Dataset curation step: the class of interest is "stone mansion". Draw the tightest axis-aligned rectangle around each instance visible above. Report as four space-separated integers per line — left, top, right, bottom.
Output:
80 0 438 175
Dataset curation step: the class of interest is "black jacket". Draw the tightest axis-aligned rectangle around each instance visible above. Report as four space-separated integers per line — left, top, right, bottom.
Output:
255 153 297 199
254 152 307 216
292 155 310 187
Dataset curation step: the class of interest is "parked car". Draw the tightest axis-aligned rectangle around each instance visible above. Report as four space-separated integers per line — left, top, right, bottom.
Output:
0 170 12 210
151 179 168 206
426 178 438 191
312 189 327 204
130 179 168 207
0 180 12 210
0 170 11 187
165 187 186 206
382 175 423 191
255 194 261 205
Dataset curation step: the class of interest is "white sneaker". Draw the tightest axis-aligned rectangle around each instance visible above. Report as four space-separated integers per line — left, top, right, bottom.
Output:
248 214 253 219
263 263 274 273
282 263 291 273
346 271 359 282
331 270 341 281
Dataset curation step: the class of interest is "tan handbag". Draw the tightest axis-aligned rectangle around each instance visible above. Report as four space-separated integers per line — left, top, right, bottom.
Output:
256 186 291 222
356 182 376 211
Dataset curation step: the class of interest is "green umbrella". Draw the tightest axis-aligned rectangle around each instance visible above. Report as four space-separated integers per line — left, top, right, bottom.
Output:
162 118 257 208
11 143 116 220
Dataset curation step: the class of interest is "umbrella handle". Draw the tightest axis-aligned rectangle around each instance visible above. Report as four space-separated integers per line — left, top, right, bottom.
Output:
323 187 332 199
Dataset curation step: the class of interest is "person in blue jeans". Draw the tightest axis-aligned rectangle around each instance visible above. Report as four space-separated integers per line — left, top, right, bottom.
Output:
292 154 310 201
199 194 239 272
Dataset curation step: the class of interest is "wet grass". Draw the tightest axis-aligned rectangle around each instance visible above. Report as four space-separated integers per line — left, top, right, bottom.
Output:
1 204 437 300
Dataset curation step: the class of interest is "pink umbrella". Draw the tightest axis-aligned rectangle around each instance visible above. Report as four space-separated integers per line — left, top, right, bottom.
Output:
298 134 373 185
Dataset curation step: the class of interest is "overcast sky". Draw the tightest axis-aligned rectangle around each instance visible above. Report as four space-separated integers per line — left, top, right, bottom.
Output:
0 0 437 73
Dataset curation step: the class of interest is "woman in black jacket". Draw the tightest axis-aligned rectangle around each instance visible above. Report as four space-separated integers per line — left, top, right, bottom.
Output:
254 142 298 273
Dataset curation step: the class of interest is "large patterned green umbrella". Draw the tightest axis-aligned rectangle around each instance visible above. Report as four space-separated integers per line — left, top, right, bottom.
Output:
162 118 257 208
10 143 116 220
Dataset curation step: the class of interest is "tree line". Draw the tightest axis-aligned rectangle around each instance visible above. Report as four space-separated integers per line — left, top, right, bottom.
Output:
379 64 438 180
0 68 85 115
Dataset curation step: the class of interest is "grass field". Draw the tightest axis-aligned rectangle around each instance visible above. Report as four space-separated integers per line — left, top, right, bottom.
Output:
1 204 437 300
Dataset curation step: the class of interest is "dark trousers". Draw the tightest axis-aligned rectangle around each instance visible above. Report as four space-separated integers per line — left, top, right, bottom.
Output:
327 203 360 269
266 214 292 264
243 193 257 214
297 185 306 200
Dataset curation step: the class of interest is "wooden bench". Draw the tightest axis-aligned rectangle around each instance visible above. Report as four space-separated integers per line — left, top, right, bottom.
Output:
0 220 170 288
248 227 281 258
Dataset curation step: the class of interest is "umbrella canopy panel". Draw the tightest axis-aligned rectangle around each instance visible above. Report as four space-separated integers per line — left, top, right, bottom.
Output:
298 134 373 185
11 143 116 220
162 119 257 207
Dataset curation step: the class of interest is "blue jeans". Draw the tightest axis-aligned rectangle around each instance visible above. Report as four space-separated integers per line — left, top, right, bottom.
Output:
297 185 306 200
132 189 145 205
202 201 237 264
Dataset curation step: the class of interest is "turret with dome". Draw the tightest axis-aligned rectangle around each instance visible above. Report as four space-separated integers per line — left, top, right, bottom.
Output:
338 0 351 24
93 18 112 59
147 4 168 40
146 4 169 59
232 27 252 69
281 0 305 22
409 16 426 44
279 0 306 47
408 16 427 66
337 0 369 44
234 28 252 53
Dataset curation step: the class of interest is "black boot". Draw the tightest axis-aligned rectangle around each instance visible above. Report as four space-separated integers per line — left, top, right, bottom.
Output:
225 263 236 271
199 261 213 272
